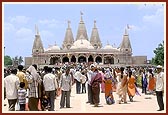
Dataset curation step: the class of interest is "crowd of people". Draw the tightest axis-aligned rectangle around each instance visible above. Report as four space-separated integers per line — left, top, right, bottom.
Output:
4 63 164 111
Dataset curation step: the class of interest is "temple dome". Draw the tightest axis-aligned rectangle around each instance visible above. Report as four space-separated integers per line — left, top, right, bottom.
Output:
70 45 76 50
104 44 119 51
46 44 60 51
88 45 94 49
104 44 113 49
70 39 94 50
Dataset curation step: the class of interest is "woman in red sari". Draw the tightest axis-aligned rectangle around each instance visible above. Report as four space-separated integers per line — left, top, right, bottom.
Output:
90 68 102 107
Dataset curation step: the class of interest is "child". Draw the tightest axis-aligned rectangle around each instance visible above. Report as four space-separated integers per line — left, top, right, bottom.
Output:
41 95 50 111
18 82 27 111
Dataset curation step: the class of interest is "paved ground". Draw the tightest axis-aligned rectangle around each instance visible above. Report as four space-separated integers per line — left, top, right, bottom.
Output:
2 84 166 113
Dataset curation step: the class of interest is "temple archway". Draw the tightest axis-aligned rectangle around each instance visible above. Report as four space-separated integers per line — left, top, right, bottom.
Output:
88 55 93 62
104 56 114 64
71 55 76 63
50 57 60 65
78 56 86 63
95 56 102 63
62 56 69 63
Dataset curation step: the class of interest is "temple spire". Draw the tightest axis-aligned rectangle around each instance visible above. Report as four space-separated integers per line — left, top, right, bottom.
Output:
32 25 44 53
76 11 89 41
62 20 74 49
119 25 132 52
90 20 102 49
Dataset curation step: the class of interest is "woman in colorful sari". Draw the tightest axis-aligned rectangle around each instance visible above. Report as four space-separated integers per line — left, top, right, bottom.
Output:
116 67 128 104
100 68 105 93
26 64 42 111
104 68 115 105
112 68 118 92
127 70 136 102
90 68 102 107
148 69 155 94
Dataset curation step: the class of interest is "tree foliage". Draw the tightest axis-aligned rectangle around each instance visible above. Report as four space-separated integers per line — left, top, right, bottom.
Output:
4 55 12 66
4 55 24 67
12 56 24 66
151 41 164 66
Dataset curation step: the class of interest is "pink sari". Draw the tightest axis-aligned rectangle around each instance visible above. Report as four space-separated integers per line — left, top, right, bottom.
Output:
101 72 105 93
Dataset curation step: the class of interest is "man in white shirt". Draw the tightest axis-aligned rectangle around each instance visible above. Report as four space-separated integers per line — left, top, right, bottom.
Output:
59 66 72 108
74 69 82 94
86 64 96 104
4 69 20 111
43 67 58 111
155 65 164 111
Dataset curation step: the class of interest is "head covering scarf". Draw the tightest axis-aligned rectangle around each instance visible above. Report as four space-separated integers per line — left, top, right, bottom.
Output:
27 65 41 98
105 68 112 79
27 65 38 81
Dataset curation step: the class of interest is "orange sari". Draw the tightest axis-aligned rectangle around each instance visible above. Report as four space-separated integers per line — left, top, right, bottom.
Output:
104 79 113 97
148 74 156 91
127 76 136 96
104 77 115 104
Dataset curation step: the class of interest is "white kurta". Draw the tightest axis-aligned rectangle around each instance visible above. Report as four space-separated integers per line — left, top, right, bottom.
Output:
4 74 20 99
155 72 164 91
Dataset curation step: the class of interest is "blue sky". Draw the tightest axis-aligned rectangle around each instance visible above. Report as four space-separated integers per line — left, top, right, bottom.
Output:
3 2 165 61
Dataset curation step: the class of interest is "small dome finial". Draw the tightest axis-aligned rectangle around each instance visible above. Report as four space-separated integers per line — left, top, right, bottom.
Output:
68 20 71 28
94 20 96 28
107 40 109 45
80 11 83 21
35 24 39 35
124 25 128 35
125 24 130 35
113 43 116 48
81 39 83 44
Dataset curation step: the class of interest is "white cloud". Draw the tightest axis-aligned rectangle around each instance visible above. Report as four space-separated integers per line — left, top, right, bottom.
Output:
128 24 141 31
136 3 164 26
8 16 30 24
4 22 15 32
39 19 65 28
16 27 33 39
143 8 164 25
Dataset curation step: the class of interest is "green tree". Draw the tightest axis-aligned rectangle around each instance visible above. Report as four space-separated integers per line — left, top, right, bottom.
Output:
151 41 164 66
4 55 12 66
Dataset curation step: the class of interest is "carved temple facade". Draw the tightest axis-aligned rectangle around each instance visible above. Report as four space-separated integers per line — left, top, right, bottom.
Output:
25 13 147 68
